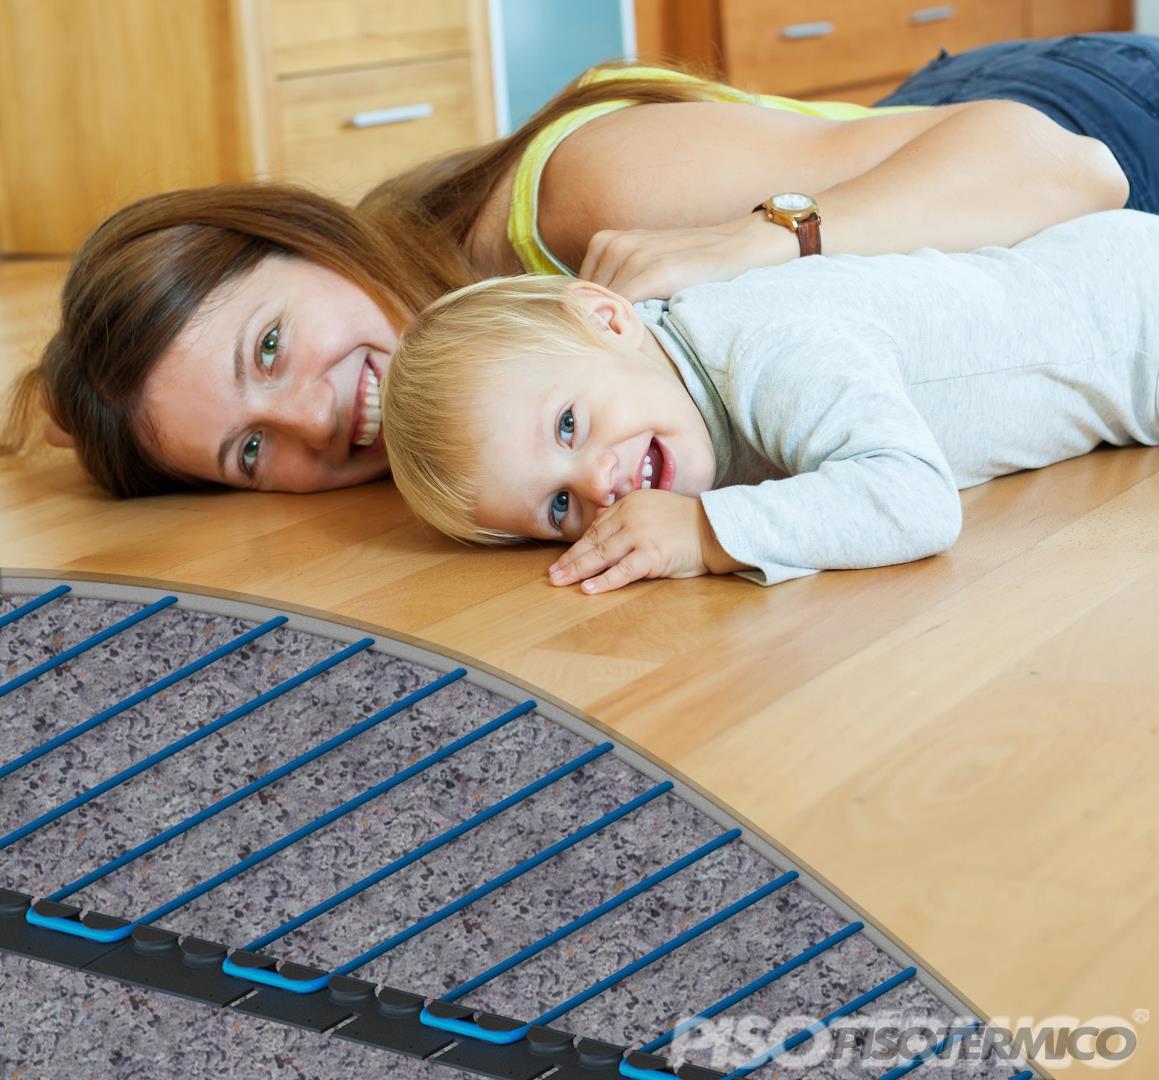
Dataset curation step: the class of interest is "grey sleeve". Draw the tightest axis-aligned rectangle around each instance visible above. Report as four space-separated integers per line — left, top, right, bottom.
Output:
699 322 963 587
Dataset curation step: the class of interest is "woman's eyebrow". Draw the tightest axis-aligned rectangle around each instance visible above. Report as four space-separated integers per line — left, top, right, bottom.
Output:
215 312 258 479
215 424 245 482
232 319 248 388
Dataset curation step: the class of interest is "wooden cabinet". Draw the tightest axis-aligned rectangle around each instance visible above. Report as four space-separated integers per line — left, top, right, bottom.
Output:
721 0 1025 99
1027 0 1133 36
0 0 495 254
254 0 495 202
0 0 253 254
268 0 474 71
636 0 1133 102
274 57 485 198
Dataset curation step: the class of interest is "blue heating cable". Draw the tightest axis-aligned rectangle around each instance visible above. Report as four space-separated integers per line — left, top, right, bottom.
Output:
875 1019 982 1080
219 743 624 992
422 871 799 1046
27 698 536 943
443 829 744 1006
617 921 867 1079
0 616 287 779
0 595 178 699
1 637 374 851
45 667 467 901
320 782 676 996
0 585 71 630
719 966 919 1078
240 743 616 955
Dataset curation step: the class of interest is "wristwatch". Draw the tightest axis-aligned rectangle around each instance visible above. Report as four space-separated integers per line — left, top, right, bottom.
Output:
753 193 822 257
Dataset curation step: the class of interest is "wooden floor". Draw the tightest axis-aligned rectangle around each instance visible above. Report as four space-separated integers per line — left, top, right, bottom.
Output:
2 258 1156 1078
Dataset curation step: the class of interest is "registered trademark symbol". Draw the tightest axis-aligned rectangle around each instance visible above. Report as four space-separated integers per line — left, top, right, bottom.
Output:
1133 1009 1149 1024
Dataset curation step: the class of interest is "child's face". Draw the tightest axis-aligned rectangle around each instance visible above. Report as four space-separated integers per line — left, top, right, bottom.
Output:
471 289 717 542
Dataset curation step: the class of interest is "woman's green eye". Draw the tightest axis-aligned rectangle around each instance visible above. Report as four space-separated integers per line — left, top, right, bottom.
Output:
559 407 575 445
240 432 262 475
258 327 279 372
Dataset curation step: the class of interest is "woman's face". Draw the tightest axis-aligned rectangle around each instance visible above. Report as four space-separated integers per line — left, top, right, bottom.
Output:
141 256 401 492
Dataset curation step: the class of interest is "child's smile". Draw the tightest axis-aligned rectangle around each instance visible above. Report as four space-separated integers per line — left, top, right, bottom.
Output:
471 311 716 542
638 438 674 490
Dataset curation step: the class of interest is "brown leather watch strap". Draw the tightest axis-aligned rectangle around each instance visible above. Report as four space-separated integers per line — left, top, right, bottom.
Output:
796 215 822 257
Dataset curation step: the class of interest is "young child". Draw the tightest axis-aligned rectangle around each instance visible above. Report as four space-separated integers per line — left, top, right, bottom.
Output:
381 209 1159 594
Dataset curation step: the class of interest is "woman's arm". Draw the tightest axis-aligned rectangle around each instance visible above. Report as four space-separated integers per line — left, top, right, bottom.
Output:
801 98 1128 255
535 98 1128 299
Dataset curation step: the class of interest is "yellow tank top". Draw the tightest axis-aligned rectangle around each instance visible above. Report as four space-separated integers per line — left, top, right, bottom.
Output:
508 65 927 275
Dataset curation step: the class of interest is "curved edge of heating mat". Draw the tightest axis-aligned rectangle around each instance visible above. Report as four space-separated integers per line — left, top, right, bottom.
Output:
0 568 1048 1080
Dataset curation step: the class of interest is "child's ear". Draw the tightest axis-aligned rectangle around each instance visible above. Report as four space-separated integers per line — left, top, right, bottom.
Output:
564 281 641 343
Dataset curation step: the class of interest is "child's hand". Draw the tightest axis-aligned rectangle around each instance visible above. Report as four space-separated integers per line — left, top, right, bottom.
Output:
546 490 740 594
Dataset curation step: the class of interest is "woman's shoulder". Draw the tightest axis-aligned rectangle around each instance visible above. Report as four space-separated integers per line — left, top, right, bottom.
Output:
535 99 823 267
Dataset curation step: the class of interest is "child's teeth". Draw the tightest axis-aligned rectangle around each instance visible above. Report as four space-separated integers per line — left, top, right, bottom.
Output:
642 461 653 478
642 479 652 489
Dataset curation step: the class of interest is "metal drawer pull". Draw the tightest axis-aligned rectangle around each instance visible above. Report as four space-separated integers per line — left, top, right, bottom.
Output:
910 4 955 24
780 20 835 40
348 103 434 129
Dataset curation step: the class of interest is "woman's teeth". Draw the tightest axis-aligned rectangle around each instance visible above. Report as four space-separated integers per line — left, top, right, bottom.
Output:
354 363 381 447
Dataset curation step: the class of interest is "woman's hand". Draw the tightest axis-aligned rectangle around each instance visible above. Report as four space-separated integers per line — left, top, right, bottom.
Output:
578 212 796 302
546 489 746 593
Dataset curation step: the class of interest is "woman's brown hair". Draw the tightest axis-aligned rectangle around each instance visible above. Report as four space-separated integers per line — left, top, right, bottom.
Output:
1 183 472 497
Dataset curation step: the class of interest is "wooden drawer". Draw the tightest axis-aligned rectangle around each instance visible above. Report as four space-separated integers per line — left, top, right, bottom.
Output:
269 0 472 76
1027 0 1132 37
275 56 482 201
721 0 1024 97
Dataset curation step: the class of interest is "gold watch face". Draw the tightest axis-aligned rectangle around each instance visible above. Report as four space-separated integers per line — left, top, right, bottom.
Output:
771 193 816 216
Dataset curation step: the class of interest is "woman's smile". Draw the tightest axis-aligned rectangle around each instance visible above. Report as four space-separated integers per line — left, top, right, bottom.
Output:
351 354 384 450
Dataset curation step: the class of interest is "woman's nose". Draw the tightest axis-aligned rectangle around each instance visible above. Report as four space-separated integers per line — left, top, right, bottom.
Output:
269 379 338 450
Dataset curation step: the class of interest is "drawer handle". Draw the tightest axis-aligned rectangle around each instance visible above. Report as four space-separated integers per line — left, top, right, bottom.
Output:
780 20 835 40
910 4 955 24
348 103 435 129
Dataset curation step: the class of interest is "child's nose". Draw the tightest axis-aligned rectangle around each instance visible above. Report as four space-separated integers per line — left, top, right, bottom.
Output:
579 449 618 507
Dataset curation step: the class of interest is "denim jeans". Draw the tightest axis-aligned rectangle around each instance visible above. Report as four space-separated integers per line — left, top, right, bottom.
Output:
876 33 1159 211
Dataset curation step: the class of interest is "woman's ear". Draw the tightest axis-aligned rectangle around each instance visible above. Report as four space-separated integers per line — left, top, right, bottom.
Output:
42 417 75 448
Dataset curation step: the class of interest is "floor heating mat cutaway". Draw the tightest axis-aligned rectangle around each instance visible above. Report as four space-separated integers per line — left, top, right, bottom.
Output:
0 577 1040 1080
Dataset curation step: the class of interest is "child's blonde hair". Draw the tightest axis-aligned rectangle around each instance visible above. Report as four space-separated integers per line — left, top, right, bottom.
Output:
382 275 604 544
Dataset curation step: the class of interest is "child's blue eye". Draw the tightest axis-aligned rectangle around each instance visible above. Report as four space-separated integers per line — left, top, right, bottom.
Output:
549 490 569 530
559 407 575 446
240 432 262 476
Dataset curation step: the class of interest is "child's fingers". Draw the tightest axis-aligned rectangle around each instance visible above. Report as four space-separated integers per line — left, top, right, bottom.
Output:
549 523 627 585
548 516 622 579
578 550 650 594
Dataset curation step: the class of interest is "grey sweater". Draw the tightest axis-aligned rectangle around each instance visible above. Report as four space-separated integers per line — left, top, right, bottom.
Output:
637 210 1159 587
